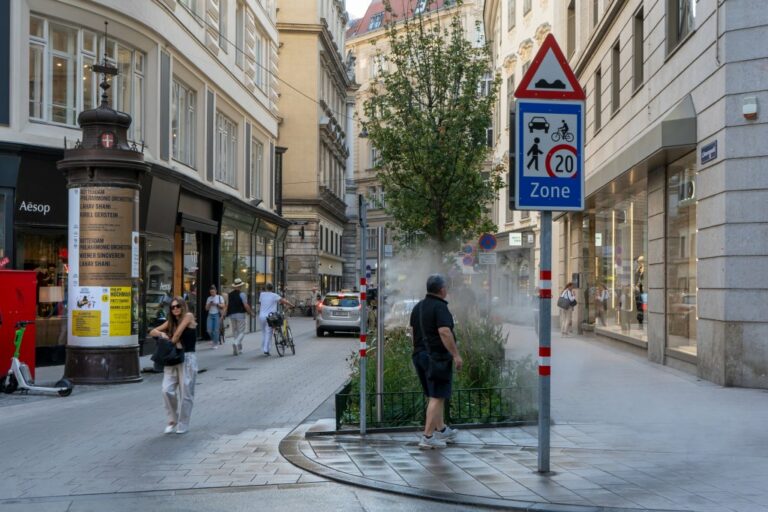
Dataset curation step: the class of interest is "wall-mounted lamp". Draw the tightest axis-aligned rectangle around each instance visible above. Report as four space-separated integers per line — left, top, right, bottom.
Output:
299 226 305 240
358 127 369 138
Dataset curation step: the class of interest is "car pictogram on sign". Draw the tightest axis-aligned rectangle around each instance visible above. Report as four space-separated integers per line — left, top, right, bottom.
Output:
528 116 550 133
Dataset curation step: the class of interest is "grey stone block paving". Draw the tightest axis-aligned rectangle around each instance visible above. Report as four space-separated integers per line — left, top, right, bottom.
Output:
280 323 768 512
0 319 356 502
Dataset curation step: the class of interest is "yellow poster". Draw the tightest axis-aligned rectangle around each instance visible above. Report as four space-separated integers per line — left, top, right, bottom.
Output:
109 287 132 336
72 310 101 337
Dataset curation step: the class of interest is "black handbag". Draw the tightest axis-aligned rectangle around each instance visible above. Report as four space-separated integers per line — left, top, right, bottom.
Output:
427 352 453 382
151 338 185 366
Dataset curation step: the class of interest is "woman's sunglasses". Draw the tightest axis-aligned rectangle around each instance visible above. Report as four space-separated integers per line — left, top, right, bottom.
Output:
170 304 181 310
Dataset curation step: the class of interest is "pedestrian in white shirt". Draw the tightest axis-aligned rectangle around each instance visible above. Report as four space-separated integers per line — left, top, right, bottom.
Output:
258 283 293 355
558 282 576 336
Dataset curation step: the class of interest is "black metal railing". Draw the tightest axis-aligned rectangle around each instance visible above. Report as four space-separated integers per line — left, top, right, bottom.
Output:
335 385 538 430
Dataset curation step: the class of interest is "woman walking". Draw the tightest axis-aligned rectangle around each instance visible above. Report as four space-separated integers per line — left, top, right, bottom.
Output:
205 285 225 347
558 282 576 336
258 283 293 355
150 297 198 434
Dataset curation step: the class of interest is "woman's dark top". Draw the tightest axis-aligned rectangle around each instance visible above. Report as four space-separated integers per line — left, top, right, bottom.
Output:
179 327 197 353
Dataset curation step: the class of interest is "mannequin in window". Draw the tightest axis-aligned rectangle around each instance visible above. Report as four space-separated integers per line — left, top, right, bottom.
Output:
634 256 646 325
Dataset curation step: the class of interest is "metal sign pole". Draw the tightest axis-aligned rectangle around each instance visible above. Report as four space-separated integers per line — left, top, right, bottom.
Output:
538 211 552 473
358 195 368 435
376 226 385 423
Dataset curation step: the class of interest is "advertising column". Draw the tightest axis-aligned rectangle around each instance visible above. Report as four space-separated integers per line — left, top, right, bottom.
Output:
57 61 149 383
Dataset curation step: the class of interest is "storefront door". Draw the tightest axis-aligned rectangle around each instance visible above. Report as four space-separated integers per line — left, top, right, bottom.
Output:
183 232 200 322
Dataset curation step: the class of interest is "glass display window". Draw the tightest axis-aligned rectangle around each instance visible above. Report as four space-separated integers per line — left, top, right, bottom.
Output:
666 152 697 356
585 172 649 343
142 235 173 333
16 229 68 364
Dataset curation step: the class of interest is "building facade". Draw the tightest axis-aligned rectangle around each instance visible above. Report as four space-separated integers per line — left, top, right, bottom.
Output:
346 0 485 288
0 0 287 363
550 0 767 388
483 0 567 319
276 0 355 300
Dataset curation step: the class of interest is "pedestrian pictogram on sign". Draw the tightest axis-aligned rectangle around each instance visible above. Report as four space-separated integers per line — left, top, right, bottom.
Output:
514 34 586 101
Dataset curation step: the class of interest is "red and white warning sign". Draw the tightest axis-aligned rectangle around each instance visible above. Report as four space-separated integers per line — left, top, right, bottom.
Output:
515 34 586 101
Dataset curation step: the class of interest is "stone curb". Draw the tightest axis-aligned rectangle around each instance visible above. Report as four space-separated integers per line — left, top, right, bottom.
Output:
279 423 685 512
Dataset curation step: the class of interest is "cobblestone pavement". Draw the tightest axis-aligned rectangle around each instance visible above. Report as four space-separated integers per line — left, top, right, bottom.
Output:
0 318 359 501
282 324 768 512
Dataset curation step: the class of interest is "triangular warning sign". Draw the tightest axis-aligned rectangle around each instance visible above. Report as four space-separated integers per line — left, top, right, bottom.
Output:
515 34 585 100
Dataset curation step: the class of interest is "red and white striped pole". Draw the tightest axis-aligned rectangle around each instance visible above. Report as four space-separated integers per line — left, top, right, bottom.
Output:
538 211 552 473
538 269 552 377
358 195 368 435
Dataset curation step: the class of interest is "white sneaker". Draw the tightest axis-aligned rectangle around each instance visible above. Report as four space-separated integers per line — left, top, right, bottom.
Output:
418 435 446 449
163 424 176 434
434 426 458 443
175 427 188 435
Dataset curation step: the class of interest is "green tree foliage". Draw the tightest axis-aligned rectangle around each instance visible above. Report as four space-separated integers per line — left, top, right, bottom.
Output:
362 0 504 251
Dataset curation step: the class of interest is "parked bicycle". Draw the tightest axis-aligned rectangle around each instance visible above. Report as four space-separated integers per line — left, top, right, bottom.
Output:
267 307 295 357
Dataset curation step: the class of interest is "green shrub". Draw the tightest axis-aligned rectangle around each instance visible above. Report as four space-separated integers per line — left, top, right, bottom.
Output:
342 317 538 427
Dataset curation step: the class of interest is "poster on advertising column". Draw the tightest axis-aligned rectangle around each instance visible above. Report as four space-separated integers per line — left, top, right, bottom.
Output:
68 187 138 344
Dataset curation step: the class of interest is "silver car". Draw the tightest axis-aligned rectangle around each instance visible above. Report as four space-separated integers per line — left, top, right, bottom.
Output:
316 292 361 336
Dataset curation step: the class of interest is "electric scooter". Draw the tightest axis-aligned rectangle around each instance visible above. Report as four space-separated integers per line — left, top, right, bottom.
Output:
0 320 73 397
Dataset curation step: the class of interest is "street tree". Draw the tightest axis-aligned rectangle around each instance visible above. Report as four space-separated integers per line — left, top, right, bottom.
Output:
361 0 503 254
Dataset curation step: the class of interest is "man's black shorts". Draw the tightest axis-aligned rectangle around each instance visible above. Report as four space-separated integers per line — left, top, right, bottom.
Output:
412 351 452 399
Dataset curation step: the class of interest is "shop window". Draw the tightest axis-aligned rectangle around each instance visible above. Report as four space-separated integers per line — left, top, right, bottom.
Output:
16 230 68 365
666 153 697 356
586 174 648 343
172 79 196 167
143 236 173 333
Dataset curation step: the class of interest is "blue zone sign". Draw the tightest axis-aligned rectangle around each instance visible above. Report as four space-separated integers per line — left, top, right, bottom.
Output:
515 100 584 211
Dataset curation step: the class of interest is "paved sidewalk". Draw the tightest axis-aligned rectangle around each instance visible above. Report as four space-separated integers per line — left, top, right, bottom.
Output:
0 318 355 501
281 325 768 512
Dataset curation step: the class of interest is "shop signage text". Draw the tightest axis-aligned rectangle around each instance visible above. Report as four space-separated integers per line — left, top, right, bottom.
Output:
18 201 51 215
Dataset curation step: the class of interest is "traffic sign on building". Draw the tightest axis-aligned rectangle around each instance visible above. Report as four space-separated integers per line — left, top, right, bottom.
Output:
514 34 585 212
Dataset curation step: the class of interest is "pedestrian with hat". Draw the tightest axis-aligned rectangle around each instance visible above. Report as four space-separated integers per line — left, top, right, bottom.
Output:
227 278 254 355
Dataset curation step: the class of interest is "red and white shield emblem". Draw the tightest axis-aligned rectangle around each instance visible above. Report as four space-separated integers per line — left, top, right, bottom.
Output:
100 132 116 149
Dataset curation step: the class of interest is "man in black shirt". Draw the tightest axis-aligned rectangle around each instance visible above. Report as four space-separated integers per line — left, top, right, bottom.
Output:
410 274 463 449
409 301 429 398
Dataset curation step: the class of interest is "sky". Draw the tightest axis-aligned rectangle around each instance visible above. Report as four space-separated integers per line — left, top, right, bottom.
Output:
346 0 371 19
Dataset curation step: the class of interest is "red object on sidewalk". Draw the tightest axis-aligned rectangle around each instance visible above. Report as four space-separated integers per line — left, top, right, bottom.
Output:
0 271 38 378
